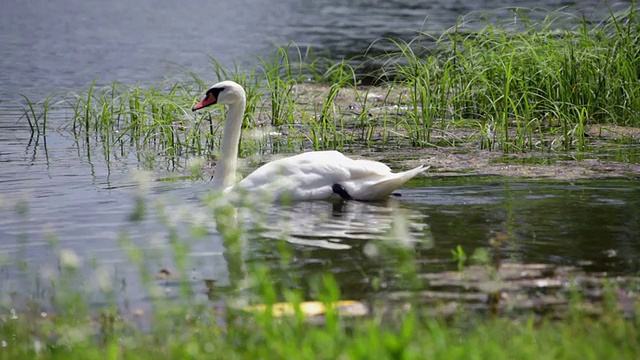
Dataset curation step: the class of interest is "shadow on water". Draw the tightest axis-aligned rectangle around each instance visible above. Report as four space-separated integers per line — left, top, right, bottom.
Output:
404 176 640 273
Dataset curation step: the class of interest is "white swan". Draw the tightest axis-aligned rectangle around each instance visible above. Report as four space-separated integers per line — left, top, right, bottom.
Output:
192 80 429 201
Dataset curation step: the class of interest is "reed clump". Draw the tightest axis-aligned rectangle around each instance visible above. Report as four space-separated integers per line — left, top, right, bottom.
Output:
382 6 640 150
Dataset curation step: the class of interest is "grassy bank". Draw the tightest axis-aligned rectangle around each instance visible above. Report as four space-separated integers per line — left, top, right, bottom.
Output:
2 300 638 359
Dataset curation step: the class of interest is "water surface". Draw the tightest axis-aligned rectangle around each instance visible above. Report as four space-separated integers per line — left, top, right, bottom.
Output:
0 0 630 99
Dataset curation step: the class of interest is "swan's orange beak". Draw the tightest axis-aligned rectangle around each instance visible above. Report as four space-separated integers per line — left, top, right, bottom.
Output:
192 93 217 111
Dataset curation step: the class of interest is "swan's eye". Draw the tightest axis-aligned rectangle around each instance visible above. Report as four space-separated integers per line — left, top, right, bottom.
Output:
209 87 225 97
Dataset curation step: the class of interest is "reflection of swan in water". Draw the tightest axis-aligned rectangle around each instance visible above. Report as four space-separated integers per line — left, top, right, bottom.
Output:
156 181 432 284
207 197 434 300
240 198 433 251
173 194 433 301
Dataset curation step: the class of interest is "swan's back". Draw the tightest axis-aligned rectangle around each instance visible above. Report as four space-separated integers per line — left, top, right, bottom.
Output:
230 150 427 201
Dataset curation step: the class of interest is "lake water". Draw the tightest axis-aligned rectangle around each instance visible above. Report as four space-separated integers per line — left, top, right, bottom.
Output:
0 0 631 99
0 0 638 310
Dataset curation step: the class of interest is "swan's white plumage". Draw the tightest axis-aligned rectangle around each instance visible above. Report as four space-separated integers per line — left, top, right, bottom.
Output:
192 81 429 201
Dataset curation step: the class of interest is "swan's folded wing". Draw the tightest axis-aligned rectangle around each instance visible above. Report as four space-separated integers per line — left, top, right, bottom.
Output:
232 150 424 201
233 151 351 199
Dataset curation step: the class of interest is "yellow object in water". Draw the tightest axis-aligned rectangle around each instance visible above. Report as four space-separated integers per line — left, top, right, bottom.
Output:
243 300 368 318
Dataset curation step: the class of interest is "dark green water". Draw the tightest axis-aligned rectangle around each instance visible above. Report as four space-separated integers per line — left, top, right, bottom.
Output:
232 176 640 302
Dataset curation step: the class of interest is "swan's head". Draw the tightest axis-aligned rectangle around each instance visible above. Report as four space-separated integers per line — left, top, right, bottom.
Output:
192 80 246 111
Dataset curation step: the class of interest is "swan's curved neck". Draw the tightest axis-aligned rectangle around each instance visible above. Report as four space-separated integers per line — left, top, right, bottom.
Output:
212 97 246 190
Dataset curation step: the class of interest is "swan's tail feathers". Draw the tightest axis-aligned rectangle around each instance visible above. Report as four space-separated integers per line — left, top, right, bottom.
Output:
348 164 430 201
414 164 431 174
397 164 430 183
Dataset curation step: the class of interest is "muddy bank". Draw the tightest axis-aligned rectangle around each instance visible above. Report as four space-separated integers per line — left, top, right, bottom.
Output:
367 147 640 180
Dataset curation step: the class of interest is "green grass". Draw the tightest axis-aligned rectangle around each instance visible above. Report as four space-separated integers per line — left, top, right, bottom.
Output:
2 300 638 359
381 5 640 150
1 254 638 360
